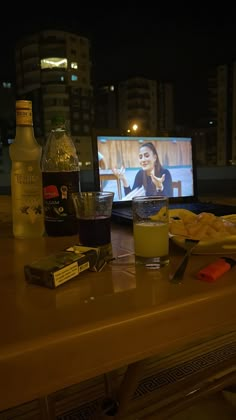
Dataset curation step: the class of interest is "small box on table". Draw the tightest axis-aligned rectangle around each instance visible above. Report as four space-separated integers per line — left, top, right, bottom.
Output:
24 242 113 289
66 242 113 272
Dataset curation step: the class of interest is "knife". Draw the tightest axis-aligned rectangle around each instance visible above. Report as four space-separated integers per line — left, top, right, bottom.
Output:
170 238 199 283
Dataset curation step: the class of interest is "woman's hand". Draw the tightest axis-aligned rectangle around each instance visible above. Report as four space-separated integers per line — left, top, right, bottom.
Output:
112 166 129 187
151 173 165 191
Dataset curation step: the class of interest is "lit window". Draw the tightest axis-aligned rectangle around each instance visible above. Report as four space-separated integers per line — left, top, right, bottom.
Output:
71 62 78 69
41 57 68 69
71 74 78 81
2 82 11 88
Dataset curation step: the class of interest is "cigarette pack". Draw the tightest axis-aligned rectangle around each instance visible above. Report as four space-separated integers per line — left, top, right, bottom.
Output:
24 248 98 289
24 242 113 289
65 242 113 272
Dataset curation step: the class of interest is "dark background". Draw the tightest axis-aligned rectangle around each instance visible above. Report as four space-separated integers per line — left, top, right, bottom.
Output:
1 7 236 124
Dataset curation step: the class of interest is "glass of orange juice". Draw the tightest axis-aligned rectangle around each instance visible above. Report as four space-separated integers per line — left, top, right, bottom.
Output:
132 196 169 268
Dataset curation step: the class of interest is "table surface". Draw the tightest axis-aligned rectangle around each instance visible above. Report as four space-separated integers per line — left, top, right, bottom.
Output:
1 195 236 412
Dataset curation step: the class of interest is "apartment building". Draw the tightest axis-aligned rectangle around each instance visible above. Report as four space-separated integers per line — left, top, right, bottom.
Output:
118 77 174 136
15 30 94 182
208 63 236 165
93 84 118 130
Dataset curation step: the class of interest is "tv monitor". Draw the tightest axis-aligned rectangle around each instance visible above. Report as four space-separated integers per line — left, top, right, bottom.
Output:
94 135 196 203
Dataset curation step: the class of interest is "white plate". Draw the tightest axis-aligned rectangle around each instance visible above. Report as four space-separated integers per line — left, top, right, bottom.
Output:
169 210 236 254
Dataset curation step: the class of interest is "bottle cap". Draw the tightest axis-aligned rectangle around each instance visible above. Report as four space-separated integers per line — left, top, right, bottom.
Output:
16 100 32 110
51 115 66 129
15 100 33 125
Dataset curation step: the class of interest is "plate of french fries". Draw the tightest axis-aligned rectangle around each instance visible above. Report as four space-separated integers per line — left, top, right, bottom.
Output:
169 209 236 254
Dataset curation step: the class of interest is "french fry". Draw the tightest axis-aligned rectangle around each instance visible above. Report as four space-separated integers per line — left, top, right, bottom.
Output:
169 219 188 237
169 210 236 241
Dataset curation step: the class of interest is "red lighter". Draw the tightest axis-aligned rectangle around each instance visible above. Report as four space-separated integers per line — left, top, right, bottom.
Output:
197 258 236 282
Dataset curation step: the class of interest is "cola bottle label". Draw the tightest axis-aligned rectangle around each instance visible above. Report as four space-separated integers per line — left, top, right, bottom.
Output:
42 171 80 222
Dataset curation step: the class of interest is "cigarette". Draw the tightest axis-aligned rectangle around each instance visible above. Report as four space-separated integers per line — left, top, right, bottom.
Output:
107 253 134 262
117 252 134 259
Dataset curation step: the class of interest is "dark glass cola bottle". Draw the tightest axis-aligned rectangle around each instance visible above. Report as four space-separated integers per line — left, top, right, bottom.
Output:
41 118 80 236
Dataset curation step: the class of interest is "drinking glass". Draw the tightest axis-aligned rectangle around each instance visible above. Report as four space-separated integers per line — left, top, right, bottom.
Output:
72 191 114 247
132 195 169 268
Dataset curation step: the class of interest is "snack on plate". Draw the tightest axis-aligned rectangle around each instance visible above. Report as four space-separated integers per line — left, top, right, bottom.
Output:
169 210 236 241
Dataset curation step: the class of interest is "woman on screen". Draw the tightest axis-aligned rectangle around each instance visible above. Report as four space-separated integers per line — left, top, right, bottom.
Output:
113 142 173 197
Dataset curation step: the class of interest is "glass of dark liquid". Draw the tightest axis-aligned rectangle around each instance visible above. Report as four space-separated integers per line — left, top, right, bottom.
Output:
72 191 114 247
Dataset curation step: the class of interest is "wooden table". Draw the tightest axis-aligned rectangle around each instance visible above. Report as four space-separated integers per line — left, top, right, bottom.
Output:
1 195 236 418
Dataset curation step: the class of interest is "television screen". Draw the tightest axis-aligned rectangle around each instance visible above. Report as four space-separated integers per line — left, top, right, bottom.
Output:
95 136 195 203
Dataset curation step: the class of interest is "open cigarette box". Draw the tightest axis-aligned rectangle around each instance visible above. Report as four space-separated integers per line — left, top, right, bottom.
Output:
24 243 113 289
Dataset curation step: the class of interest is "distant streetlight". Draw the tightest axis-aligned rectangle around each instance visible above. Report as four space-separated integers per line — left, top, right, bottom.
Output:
132 124 138 132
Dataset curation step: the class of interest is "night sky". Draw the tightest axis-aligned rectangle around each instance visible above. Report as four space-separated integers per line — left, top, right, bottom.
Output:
1 7 236 124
